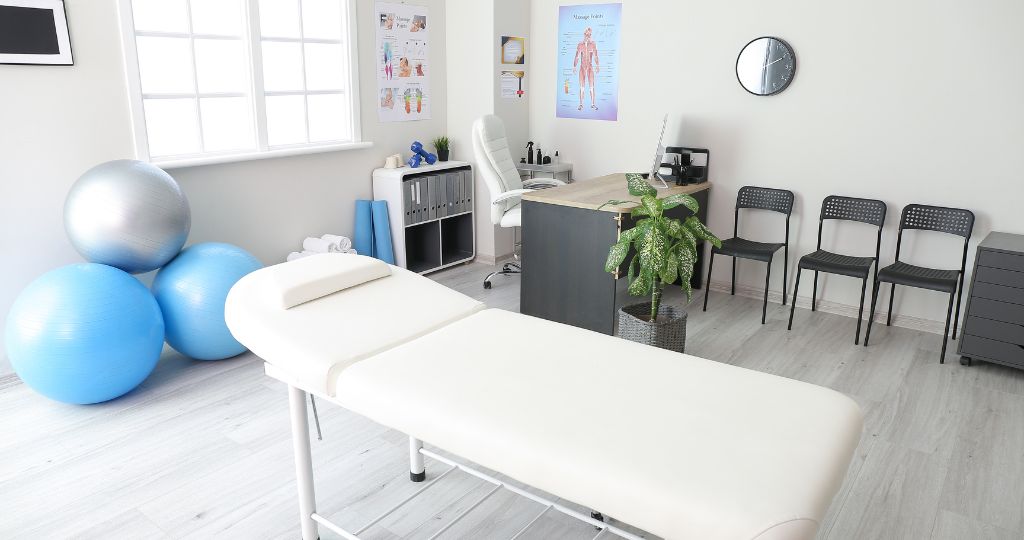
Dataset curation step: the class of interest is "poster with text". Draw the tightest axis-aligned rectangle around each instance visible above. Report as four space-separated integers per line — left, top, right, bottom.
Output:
556 3 620 121
376 2 430 122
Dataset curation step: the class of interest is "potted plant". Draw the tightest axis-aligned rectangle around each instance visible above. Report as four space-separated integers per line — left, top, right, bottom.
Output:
602 173 721 352
432 136 450 161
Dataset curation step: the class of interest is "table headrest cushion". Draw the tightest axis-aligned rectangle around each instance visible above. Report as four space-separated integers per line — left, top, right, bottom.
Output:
271 253 392 309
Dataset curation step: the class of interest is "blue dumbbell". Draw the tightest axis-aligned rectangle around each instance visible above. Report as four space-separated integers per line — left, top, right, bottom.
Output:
407 153 422 168
410 141 437 165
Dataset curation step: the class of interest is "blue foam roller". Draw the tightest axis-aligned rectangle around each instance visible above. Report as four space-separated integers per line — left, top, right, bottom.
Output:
371 200 395 264
354 199 375 257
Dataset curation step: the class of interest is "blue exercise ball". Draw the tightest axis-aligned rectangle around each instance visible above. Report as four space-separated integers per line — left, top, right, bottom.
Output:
152 242 263 360
5 264 165 405
64 159 191 274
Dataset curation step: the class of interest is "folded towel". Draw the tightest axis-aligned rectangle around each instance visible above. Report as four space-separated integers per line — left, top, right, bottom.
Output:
303 237 332 253
320 234 353 252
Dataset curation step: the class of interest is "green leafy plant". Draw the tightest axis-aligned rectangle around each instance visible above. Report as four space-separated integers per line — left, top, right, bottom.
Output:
432 136 450 152
602 173 721 322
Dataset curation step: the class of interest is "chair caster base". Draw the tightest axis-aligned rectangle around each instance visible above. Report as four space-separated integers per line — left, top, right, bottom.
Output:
960 356 972 367
410 471 426 482
483 281 492 289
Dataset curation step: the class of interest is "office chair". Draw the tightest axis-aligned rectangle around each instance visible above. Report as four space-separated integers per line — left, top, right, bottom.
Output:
787 196 887 344
865 204 974 362
703 186 794 324
471 115 565 289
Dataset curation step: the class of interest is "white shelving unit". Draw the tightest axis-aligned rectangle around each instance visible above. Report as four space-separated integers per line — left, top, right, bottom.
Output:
372 161 475 274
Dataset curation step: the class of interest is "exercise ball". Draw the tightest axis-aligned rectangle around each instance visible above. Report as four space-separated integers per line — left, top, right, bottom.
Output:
152 242 262 360
5 264 165 405
64 159 191 274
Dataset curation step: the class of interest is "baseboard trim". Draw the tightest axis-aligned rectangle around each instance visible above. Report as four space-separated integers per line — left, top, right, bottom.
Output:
707 280 947 336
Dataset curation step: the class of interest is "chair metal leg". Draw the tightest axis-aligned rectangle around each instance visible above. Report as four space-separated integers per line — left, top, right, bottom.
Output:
782 249 789 306
703 252 716 312
940 292 955 363
865 279 881 346
886 283 896 326
811 271 819 312
855 277 868 345
762 258 772 324
788 267 802 331
731 257 737 295
952 281 965 340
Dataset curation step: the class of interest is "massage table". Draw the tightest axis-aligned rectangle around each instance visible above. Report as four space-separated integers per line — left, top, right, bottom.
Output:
225 254 863 540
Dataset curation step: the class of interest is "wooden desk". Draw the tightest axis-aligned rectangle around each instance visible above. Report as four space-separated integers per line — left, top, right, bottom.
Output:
521 174 712 334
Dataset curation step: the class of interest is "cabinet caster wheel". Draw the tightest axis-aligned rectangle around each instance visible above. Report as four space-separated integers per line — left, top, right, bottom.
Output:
960 356 972 366
591 511 604 522
483 281 492 289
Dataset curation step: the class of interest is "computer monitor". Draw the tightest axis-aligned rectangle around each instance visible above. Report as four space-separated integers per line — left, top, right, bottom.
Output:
648 114 669 189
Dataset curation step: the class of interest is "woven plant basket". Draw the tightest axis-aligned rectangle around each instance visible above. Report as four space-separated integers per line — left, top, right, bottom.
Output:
617 303 687 353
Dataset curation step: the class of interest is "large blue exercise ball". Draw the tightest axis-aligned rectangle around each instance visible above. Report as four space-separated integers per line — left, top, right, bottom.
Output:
152 242 263 360
64 159 191 274
5 264 165 405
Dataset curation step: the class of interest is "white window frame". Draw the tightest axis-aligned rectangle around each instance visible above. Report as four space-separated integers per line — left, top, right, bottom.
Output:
117 0 370 169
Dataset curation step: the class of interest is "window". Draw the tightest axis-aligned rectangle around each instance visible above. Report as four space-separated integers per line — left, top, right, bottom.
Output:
119 0 365 167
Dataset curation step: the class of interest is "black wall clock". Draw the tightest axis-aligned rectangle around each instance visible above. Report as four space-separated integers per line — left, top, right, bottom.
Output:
736 37 796 96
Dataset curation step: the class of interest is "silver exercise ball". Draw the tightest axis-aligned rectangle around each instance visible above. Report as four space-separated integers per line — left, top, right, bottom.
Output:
64 160 191 274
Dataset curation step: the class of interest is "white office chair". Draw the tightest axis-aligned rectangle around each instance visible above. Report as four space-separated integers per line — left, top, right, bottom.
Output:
472 114 565 289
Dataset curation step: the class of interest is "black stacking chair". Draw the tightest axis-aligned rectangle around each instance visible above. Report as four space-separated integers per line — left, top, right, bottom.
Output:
787 196 887 344
703 186 794 324
864 204 975 362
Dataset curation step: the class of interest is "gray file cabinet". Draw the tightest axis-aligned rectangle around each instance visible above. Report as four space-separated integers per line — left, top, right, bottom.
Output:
959 232 1024 368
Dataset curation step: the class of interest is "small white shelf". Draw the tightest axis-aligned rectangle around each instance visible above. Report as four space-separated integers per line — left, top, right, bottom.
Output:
373 161 475 274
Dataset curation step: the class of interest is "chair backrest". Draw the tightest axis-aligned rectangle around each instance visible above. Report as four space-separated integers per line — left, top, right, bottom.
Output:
894 204 975 268
471 115 525 226
817 196 887 262
733 186 794 239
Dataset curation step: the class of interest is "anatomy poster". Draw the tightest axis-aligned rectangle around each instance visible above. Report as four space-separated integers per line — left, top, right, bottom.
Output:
376 2 430 122
556 3 620 121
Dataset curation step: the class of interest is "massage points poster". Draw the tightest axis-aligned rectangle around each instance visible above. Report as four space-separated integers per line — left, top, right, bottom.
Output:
556 3 621 121
376 2 430 122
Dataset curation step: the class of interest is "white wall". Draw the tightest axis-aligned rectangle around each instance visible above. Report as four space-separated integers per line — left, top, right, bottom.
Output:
446 0 496 260
0 0 447 376
529 0 1024 330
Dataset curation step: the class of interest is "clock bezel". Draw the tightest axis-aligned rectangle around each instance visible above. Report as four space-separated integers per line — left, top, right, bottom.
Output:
736 36 797 96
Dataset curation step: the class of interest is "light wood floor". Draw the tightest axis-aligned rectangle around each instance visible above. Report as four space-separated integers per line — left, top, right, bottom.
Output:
3 261 1024 539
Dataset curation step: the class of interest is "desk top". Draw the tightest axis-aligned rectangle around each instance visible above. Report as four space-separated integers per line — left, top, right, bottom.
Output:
522 173 711 213
517 162 573 173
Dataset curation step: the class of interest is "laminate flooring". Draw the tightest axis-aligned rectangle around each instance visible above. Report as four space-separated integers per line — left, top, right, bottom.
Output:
3 261 1024 539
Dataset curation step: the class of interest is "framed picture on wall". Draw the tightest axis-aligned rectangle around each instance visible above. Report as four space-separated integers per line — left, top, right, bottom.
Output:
0 0 73 65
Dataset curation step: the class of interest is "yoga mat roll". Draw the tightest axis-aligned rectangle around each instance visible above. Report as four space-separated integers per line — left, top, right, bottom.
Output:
354 200 374 257
371 200 395 264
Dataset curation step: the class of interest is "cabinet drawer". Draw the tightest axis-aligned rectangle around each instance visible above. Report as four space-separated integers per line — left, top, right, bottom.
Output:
978 250 1024 273
963 317 1024 346
970 281 1024 305
960 334 1024 366
969 298 1024 324
974 266 1024 288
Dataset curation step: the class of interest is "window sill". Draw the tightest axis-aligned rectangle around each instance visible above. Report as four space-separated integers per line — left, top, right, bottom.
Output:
155 141 374 169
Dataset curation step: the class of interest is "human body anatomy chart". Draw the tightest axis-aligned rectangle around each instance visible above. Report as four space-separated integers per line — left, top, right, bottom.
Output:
556 3 621 121
376 2 430 122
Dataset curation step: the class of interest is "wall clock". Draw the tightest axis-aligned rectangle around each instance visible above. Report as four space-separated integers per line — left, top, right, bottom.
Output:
736 37 796 96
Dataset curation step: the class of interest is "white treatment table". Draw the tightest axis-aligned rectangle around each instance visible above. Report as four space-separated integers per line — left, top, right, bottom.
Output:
225 254 863 540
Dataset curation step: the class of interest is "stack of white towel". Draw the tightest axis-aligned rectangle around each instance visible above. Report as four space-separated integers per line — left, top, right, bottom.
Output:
287 234 357 262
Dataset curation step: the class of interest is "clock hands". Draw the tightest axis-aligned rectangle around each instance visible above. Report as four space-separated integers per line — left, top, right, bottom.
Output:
762 57 784 69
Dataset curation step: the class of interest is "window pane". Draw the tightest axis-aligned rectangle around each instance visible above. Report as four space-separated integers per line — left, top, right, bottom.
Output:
261 41 304 92
304 43 345 91
131 0 188 33
259 0 302 38
302 0 343 40
200 97 255 152
265 95 307 146
307 93 349 142
144 98 200 156
135 36 194 94
195 39 247 93
190 0 245 36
